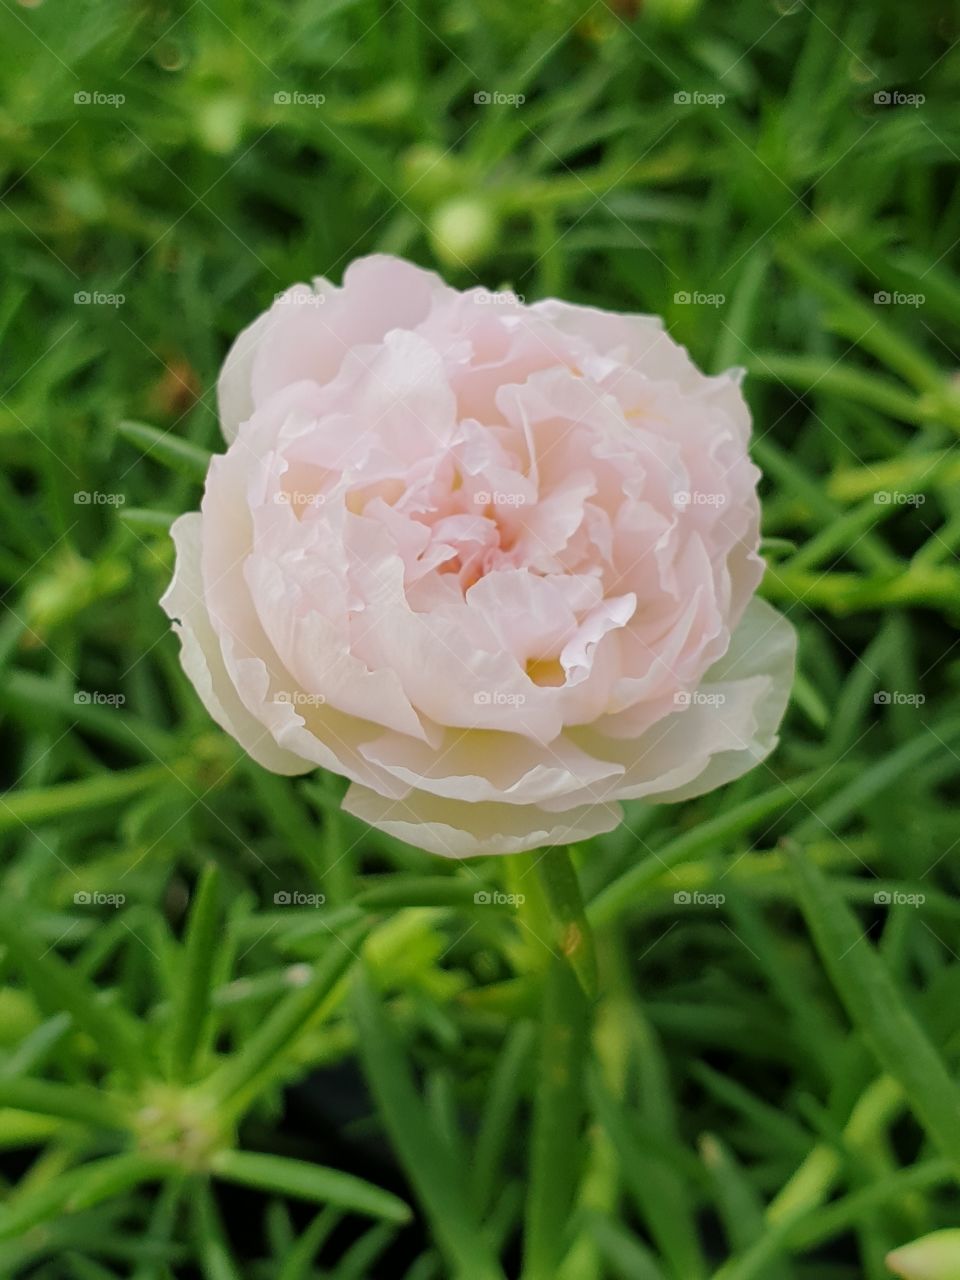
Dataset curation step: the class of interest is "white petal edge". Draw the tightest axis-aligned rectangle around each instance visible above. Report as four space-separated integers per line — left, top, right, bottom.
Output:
217 307 280 445
161 513 312 776
341 784 623 858
638 595 796 803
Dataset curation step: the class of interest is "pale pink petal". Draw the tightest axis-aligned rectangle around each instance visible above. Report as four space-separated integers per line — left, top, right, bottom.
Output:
160 514 311 775
342 783 622 858
560 598 796 807
358 727 624 806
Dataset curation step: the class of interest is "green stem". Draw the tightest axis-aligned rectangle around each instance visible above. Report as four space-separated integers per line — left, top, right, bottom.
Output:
521 955 589 1280
532 847 597 999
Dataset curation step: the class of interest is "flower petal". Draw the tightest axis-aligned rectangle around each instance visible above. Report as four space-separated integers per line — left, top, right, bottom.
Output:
160 514 311 775
342 783 622 858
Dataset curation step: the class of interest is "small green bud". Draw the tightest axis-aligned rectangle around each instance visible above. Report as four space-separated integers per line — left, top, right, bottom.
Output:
401 144 458 204
198 95 245 154
429 197 497 269
887 1230 960 1280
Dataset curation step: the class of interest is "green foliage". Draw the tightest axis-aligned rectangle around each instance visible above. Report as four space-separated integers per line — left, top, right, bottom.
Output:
2 0 959 1274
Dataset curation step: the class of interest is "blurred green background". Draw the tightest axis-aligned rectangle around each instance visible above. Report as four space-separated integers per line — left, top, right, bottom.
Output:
2 0 960 1276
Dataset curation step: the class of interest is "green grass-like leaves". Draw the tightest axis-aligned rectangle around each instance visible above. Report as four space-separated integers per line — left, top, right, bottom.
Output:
2 0 960 1274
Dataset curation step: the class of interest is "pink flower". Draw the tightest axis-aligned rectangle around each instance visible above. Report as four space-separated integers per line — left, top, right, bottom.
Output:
162 255 795 857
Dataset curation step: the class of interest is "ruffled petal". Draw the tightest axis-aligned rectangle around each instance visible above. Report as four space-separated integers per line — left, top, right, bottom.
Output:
342 783 622 858
160 514 311 775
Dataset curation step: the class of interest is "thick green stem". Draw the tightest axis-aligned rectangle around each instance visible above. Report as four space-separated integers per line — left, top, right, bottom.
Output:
531 846 598 999
521 955 589 1280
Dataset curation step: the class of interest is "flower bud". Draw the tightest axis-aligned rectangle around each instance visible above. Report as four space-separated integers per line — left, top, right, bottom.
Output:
429 197 497 269
887 1231 960 1280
